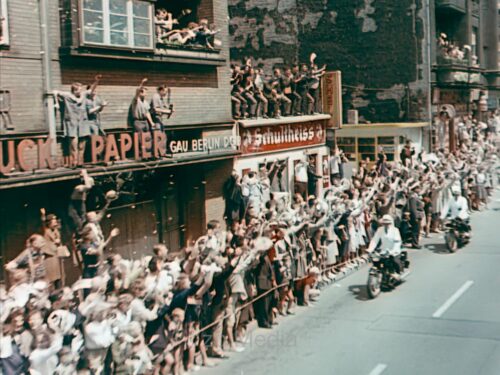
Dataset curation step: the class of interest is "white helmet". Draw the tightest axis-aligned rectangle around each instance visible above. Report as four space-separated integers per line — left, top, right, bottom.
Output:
451 186 461 195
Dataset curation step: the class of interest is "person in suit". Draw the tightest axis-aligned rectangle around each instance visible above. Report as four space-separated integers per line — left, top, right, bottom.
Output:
408 185 424 249
253 248 276 328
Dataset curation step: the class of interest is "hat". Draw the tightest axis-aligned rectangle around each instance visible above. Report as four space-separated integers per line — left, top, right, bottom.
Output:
380 215 393 225
252 237 273 252
309 267 320 276
451 186 461 195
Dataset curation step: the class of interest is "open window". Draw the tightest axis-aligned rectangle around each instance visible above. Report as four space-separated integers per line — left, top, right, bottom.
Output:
153 0 220 52
0 0 9 46
80 0 154 50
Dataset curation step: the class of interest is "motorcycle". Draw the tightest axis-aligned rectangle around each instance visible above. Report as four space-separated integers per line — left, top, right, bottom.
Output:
444 218 471 253
367 251 410 299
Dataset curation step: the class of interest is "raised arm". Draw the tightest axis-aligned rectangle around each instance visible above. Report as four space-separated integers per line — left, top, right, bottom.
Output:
88 74 102 96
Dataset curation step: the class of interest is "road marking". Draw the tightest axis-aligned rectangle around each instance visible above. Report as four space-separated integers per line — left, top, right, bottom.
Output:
369 363 388 375
432 280 474 318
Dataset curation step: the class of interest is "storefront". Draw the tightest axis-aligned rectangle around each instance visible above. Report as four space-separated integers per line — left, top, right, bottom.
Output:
335 122 428 169
0 126 237 282
234 115 332 198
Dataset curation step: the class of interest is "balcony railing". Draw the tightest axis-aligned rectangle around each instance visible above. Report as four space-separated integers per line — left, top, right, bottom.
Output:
436 0 467 13
433 59 484 86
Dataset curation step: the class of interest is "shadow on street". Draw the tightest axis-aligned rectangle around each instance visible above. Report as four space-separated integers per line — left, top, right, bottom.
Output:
424 242 451 255
348 284 370 301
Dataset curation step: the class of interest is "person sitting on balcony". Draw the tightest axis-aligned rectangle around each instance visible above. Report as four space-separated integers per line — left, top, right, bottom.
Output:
231 65 247 119
164 22 200 45
283 68 301 116
263 74 280 119
150 85 174 132
193 18 220 50
155 8 178 43
272 68 291 116
242 72 258 119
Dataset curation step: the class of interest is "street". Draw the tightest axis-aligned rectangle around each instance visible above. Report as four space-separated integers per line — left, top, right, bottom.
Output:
201 193 500 375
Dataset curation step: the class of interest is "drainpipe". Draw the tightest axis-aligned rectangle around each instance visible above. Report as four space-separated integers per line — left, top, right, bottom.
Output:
424 0 433 151
39 0 58 156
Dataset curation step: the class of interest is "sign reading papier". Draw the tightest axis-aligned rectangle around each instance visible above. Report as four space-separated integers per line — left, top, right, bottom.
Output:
0 131 239 176
239 120 326 154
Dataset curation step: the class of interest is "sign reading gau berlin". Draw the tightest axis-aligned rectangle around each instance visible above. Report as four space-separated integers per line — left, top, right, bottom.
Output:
239 120 326 154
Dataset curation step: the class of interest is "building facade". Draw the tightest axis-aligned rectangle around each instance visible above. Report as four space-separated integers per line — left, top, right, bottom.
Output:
0 0 236 280
431 0 499 119
228 0 499 157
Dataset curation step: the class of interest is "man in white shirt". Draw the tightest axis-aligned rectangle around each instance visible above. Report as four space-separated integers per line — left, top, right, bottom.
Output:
294 159 309 199
441 186 469 221
367 215 403 279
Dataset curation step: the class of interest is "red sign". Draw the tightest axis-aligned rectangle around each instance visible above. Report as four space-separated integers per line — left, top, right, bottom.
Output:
239 120 326 155
322 71 342 129
0 132 170 176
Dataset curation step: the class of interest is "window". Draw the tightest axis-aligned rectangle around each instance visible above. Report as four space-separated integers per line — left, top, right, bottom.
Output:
358 137 376 161
0 0 9 46
336 137 356 161
471 27 478 62
81 0 153 49
377 136 396 161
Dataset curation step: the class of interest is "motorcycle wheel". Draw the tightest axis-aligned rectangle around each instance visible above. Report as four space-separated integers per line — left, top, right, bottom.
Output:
445 231 458 253
367 272 382 299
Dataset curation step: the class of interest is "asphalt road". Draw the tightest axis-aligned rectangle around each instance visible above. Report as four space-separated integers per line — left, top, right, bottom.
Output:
200 191 500 375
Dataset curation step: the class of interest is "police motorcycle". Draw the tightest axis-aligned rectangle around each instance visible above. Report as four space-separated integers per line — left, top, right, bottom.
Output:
367 250 410 299
444 217 471 252
366 215 410 299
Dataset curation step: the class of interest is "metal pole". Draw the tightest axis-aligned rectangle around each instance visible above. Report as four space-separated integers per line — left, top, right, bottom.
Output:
425 0 433 151
39 0 58 156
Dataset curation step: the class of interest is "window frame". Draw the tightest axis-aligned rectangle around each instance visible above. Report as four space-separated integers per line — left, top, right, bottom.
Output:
0 0 9 46
79 0 154 51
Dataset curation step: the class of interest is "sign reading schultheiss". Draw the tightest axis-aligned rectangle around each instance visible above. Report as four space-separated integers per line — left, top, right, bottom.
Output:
239 120 326 155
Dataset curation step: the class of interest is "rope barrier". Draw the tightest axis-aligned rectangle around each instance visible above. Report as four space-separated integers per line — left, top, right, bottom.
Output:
165 255 369 350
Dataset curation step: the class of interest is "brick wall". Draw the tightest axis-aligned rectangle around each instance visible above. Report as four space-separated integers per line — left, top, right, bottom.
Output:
0 0 233 134
228 0 431 123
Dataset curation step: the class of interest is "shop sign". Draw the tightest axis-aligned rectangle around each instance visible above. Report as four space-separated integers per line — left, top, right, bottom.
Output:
239 121 326 155
168 135 239 154
322 71 343 129
0 131 240 176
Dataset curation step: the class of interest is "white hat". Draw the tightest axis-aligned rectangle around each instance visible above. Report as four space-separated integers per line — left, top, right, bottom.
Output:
451 186 461 194
380 215 394 225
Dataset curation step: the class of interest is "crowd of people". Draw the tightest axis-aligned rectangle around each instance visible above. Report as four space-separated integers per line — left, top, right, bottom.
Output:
231 54 326 119
155 8 220 50
437 32 478 65
0 114 498 374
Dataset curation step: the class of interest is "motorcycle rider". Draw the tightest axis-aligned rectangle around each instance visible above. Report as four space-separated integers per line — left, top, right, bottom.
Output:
367 214 403 281
441 185 471 235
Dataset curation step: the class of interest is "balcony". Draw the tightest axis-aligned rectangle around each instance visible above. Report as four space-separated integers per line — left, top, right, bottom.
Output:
61 44 226 67
436 0 467 13
433 57 484 86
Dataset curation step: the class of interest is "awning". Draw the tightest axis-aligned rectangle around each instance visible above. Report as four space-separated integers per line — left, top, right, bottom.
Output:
339 122 430 130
